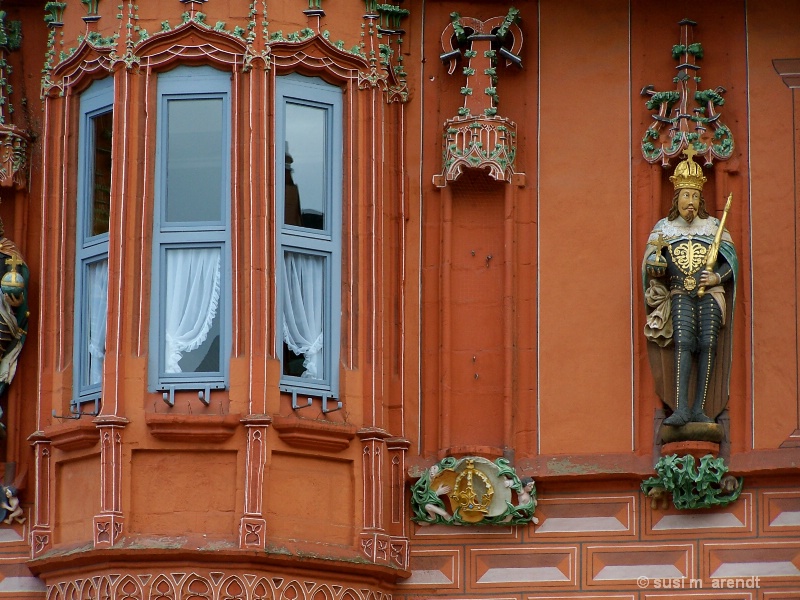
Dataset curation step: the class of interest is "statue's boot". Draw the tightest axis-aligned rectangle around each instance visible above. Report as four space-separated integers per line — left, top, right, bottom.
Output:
691 295 723 424
664 342 693 427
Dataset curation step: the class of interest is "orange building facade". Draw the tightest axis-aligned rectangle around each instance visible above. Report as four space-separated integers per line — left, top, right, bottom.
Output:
0 0 796 598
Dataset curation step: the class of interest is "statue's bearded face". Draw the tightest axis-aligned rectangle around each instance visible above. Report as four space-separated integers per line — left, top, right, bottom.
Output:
677 188 701 222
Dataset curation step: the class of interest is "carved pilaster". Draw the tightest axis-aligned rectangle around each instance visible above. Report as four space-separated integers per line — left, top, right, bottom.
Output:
386 437 410 569
29 432 51 558
239 414 271 549
357 427 391 564
93 415 128 548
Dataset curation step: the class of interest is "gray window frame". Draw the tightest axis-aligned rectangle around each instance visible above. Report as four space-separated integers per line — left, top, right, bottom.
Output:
276 74 343 411
72 77 114 412
148 65 232 401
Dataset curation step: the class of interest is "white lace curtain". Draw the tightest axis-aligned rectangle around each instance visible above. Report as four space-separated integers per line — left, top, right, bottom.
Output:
164 248 221 373
87 258 109 386
282 252 324 379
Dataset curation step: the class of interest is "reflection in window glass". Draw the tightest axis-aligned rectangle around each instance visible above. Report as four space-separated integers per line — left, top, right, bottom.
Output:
90 111 113 237
166 98 223 223
284 102 325 230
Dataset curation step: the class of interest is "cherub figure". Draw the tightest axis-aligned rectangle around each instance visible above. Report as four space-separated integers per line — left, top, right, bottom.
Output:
411 463 455 525
1 486 24 524
502 476 539 524
422 465 452 524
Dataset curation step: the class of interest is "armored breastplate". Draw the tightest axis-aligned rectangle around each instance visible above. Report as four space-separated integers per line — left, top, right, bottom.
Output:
666 237 710 293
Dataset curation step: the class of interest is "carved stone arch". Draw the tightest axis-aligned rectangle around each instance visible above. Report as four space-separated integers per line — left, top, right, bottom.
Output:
279 580 306 600
62 580 81 600
79 578 98 600
361 589 381 600
271 36 367 84
179 573 213 600
148 573 176 600
252 577 272 600
136 20 247 72
219 575 246 600
339 588 362 600
308 583 334 600
98 576 112 600
114 574 144 600
47 40 114 97
47 583 64 600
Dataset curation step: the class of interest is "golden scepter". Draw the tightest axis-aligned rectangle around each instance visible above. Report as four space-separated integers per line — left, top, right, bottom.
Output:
697 192 733 298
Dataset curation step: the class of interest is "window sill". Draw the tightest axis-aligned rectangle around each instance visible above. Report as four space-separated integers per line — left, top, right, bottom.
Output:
272 414 357 453
145 412 241 443
44 420 100 452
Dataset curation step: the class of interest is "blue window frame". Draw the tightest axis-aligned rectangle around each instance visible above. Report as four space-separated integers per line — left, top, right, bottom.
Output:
276 74 343 412
149 65 232 403
73 77 114 412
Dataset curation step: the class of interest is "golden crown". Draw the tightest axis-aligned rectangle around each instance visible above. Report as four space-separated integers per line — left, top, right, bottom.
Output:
669 146 707 191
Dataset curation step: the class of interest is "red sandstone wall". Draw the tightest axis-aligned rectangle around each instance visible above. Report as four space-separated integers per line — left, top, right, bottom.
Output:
0 0 797 596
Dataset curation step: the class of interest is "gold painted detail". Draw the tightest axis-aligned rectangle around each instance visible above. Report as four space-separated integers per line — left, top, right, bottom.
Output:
669 240 707 275
449 459 494 523
684 276 696 291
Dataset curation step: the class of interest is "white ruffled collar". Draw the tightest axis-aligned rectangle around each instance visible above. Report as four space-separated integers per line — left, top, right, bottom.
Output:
649 216 719 241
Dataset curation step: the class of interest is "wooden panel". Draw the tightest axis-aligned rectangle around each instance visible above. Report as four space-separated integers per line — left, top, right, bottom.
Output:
470 546 578 589
399 549 461 589
265 452 354 546
747 1 800 449
537 0 634 454
129 450 237 535
54 455 101 545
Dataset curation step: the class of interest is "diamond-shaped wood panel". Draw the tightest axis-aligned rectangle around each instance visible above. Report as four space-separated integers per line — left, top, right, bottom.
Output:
584 543 694 588
703 542 800 581
532 494 635 539
645 493 753 537
398 549 461 589
469 546 578 589
761 492 800 536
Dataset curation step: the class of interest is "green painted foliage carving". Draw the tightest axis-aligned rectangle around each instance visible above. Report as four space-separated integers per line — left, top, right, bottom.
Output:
641 454 742 510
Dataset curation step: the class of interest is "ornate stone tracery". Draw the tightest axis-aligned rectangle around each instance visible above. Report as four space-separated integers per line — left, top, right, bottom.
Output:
45 571 392 600
433 7 523 187
641 19 734 167
0 11 28 190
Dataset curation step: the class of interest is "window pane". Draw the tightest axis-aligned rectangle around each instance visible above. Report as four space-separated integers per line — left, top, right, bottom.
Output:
282 251 325 379
82 258 108 388
284 103 326 230
90 111 113 236
165 98 224 223
163 247 222 374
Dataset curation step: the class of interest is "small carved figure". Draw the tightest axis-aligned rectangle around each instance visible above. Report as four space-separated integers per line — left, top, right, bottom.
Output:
643 148 737 428
646 486 670 510
410 464 453 526
718 474 740 495
0 485 23 524
422 465 452 524
502 476 539 524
